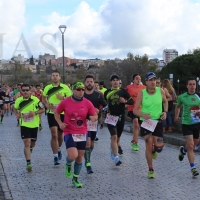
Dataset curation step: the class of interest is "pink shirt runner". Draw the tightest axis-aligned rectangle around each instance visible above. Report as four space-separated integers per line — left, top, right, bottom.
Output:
56 97 96 136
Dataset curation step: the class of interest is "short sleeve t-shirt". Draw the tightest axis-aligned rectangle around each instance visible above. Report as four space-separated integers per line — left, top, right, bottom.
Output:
177 92 200 125
125 84 146 111
56 97 96 136
43 83 72 114
14 96 43 128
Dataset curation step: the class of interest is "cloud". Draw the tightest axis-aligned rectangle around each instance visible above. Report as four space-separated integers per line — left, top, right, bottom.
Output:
0 0 26 59
1 0 200 60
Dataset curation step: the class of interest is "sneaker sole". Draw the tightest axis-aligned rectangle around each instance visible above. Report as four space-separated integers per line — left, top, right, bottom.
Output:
26 166 32 172
116 161 122 166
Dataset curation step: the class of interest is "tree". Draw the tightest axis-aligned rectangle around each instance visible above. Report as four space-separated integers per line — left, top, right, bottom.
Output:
36 65 40 74
74 68 87 80
29 55 35 65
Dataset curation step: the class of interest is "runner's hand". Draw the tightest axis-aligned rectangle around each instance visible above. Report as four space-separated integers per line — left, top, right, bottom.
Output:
160 112 167 120
59 122 68 130
56 93 64 100
174 117 180 122
142 114 150 120
15 113 20 120
119 97 126 103
89 115 97 122
29 111 35 117
96 108 99 114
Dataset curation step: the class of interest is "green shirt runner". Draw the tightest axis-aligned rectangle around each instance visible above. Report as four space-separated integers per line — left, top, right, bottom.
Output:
177 92 200 125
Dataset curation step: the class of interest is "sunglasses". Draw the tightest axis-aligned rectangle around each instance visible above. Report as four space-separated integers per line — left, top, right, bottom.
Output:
119 83 122 84
75 88 85 91
156 82 160 84
22 89 30 92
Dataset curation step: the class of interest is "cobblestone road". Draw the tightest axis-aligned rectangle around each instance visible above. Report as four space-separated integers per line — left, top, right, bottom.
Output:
0 115 200 200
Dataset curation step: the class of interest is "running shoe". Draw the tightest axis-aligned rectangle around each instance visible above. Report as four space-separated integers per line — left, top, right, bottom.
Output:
65 164 72 178
39 125 43 131
26 164 32 172
152 151 158 160
95 137 99 141
58 150 62 161
178 146 186 161
131 143 139 151
191 168 199 177
100 124 103 129
86 166 94 174
54 157 60 165
0 121 3 124
110 147 114 160
148 170 155 179
118 146 123 154
194 144 200 151
72 176 82 188
114 156 122 166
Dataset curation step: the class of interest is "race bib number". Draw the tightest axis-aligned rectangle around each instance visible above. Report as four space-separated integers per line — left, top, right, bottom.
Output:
50 104 59 112
72 134 86 142
0 100 3 104
22 113 34 122
87 120 98 131
5 97 9 102
105 114 119 126
141 119 158 132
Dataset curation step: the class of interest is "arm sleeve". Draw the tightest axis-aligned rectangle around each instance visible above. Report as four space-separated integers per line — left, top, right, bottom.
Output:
123 89 134 105
56 100 65 114
99 94 107 107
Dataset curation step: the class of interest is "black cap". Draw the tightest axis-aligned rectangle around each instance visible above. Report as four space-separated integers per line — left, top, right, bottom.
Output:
99 81 104 85
110 74 119 81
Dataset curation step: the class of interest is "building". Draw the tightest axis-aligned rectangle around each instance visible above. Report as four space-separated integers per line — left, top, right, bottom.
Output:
13 54 24 63
163 49 178 64
39 53 55 63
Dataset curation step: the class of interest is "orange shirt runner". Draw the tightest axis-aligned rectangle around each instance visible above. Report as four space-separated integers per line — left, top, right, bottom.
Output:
125 84 146 111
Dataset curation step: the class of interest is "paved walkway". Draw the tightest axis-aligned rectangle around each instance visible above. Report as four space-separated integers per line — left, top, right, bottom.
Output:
0 115 200 200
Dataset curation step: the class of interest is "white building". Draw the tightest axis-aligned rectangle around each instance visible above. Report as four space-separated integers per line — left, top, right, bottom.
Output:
163 49 178 64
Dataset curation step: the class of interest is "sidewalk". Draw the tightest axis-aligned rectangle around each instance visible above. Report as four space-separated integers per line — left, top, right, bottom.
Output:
123 121 185 146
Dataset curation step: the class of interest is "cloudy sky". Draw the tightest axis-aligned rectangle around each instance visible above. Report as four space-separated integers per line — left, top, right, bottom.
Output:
0 0 200 60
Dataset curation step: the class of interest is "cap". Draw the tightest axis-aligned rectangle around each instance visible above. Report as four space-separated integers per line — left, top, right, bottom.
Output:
99 81 104 85
110 74 119 81
145 72 156 81
72 82 85 90
132 73 139 80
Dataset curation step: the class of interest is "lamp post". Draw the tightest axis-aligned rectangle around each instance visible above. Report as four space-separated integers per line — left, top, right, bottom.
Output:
177 79 179 95
58 25 67 83
196 77 199 92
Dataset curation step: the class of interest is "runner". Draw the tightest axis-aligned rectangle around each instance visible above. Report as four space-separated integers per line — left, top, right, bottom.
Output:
133 72 168 178
35 84 43 131
14 84 22 126
0 86 5 124
4 86 11 116
84 75 107 174
104 74 133 165
175 77 200 177
54 82 97 188
43 70 71 165
9 88 14 115
13 84 45 172
125 74 146 151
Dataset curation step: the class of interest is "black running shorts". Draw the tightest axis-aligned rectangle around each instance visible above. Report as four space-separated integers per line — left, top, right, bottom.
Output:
64 134 88 150
139 120 163 138
20 126 38 141
47 113 64 132
182 124 200 139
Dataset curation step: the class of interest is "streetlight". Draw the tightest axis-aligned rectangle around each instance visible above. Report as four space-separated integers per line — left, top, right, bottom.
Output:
196 77 199 92
58 25 67 83
177 79 179 95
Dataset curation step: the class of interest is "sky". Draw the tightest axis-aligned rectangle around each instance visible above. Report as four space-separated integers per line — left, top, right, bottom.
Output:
0 0 200 60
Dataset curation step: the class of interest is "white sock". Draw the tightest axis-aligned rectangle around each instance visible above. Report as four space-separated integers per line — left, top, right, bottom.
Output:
58 147 61 152
54 154 58 158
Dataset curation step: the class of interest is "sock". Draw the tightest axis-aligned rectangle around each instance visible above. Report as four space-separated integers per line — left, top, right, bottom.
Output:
27 160 31 165
131 140 137 144
58 147 61 152
39 124 41 127
183 148 187 154
54 154 58 158
17 119 19 123
74 162 82 176
90 147 93 153
1 115 4 122
84 148 91 165
66 156 72 165
149 167 154 171
190 163 195 169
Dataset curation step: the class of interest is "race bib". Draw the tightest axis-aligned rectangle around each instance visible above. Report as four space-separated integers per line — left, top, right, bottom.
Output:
141 119 158 132
72 134 86 142
0 100 3 104
50 104 59 112
22 113 34 122
87 120 98 131
105 114 119 126
5 97 9 102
